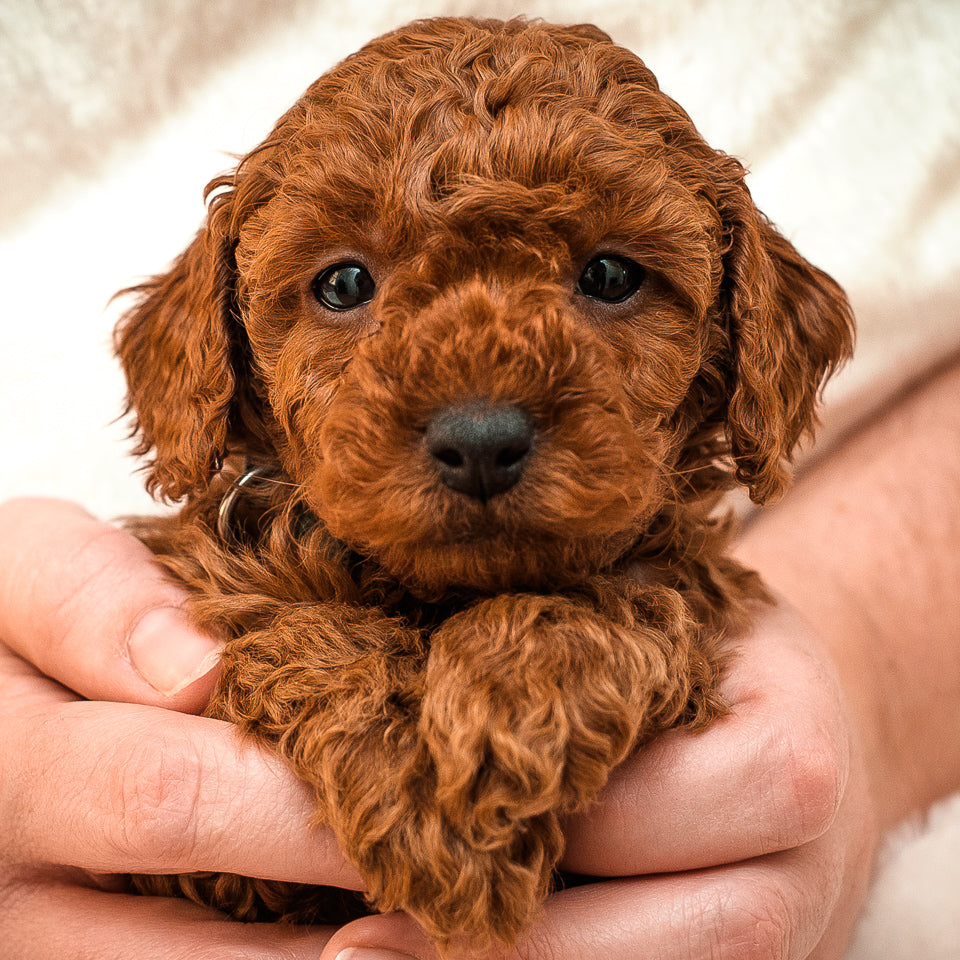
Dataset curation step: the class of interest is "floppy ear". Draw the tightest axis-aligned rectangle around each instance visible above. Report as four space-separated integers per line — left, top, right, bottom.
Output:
115 179 243 502
719 168 855 503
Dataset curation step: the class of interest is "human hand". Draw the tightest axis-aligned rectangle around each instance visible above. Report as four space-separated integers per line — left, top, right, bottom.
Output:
0 501 879 960
321 600 878 960
0 498 360 960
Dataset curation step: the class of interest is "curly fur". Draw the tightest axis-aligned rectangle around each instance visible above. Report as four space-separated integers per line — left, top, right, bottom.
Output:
116 16 854 950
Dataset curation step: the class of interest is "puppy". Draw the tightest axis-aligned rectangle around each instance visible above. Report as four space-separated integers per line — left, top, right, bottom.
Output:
117 16 854 950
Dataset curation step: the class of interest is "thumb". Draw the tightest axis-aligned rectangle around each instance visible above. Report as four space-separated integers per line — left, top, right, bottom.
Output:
0 497 220 712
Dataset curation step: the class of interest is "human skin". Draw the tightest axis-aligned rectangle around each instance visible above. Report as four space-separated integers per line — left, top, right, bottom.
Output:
0 355 957 959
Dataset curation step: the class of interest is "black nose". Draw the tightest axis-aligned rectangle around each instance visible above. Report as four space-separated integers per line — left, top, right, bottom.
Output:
425 403 534 501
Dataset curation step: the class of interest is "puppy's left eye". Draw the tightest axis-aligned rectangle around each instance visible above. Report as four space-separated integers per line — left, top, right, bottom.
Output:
577 255 645 303
311 263 376 311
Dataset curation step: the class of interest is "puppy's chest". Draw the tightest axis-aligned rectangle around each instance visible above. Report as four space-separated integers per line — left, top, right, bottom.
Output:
198 493 609 640
348 560 478 635
182 529 482 648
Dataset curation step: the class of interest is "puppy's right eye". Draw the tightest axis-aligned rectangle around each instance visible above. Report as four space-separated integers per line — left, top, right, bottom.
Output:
577 255 645 303
311 263 376 311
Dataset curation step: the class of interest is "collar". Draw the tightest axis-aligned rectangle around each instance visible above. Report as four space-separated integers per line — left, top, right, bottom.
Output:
216 465 318 545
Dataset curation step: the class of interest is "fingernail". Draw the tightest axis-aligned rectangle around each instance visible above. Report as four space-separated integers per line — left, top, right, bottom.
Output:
127 606 222 695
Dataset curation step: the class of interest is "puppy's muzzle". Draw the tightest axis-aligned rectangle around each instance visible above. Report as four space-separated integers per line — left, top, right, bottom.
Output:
425 402 534 501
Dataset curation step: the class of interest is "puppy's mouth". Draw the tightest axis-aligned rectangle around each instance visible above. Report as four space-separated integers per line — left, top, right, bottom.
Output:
309 400 664 595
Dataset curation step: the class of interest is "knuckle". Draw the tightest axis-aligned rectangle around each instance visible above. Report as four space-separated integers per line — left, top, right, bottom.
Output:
0 878 39 959
712 881 795 960
779 723 848 843
104 724 208 868
42 523 136 650
516 928 564 960
0 866 33 918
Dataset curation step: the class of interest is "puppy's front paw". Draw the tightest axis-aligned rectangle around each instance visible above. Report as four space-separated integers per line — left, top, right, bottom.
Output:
408 589 697 945
356 800 559 952
423 588 696 808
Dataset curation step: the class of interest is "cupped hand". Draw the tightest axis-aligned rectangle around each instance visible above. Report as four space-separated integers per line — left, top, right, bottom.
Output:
0 498 359 960
0 499 879 960
322 601 878 960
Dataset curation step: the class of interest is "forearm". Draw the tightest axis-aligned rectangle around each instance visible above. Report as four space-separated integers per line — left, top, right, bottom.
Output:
735 352 960 829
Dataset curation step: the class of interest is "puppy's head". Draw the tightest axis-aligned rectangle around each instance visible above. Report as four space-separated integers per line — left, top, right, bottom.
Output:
116 16 853 592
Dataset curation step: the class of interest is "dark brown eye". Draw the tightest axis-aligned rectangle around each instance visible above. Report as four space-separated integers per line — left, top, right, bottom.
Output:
577 255 645 303
311 263 375 310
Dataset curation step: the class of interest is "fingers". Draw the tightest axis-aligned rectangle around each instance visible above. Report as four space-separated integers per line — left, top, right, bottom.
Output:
561 601 850 875
0 498 220 712
2 877 338 960
0 692 360 889
0 510 362 960
321 832 845 960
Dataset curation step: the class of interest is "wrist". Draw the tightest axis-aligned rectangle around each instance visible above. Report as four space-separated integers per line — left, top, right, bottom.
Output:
734 355 960 828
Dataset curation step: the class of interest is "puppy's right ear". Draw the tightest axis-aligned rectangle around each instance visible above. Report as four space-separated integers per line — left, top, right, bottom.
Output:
115 178 240 502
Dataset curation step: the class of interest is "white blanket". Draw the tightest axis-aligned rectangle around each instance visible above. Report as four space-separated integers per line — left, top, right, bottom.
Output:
2 0 958 953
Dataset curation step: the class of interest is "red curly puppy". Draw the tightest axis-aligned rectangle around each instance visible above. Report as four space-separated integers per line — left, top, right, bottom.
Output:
117 16 854 950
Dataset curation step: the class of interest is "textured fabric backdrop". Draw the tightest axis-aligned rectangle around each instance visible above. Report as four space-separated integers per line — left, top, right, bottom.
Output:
2 1 958 954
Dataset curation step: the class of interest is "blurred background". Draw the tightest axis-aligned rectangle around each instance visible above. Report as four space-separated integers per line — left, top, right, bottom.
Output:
1 0 958 954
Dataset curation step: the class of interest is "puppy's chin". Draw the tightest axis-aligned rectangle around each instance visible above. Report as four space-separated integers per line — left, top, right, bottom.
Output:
309 446 666 595
364 526 641 598
308 471 665 598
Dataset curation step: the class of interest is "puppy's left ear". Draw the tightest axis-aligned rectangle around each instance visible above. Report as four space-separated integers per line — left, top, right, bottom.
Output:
719 168 855 503
114 180 241 502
